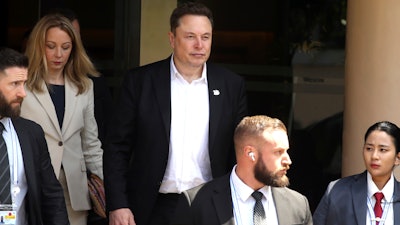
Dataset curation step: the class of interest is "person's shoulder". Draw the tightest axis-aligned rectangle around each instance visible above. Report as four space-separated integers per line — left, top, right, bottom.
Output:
120 57 170 86
127 57 170 75
324 171 366 194
184 174 230 201
207 62 242 79
12 117 44 132
334 172 364 186
88 74 105 84
272 187 311 211
275 186 308 200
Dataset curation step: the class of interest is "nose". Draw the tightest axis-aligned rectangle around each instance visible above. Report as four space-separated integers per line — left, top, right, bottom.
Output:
194 37 203 48
372 149 379 159
55 47 62 58
283 152 292 165
17 85 26 98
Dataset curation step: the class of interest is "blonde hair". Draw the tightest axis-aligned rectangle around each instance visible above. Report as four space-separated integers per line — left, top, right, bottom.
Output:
234 115 287 152
25 14 99 94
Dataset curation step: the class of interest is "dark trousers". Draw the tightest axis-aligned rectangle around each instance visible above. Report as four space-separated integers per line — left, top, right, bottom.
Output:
148 193 180 225
87 210 108 225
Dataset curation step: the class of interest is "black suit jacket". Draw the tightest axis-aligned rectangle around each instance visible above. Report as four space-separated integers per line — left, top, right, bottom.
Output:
12 117 69 225
89 75 114 145
104 57 248 225
171 173 313 225
313 171 400 225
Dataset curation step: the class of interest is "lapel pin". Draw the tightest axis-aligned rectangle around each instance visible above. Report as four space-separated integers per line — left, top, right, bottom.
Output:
213 90 220 96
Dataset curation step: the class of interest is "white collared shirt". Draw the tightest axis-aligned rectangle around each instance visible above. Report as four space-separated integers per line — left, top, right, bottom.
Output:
159 57 211 193
366 172 394 225
1 118 27 225
230 166 279 225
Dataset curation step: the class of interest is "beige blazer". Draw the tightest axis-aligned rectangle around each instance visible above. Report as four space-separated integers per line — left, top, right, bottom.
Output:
21 79 103 211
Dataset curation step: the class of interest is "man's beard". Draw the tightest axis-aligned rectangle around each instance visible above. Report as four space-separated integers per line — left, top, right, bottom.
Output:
0 90 23 119
254 154 290 187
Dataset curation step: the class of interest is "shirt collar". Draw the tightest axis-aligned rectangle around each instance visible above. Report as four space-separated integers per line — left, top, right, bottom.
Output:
367 171 394 202
231 165 271 202
0 117 10 132
170 55 208 84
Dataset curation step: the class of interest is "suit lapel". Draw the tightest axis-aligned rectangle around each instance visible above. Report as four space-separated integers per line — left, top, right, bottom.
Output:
352 172 367 225
272 188 292 224
393 178 400 223
207 66 223 152
11 118 35 180
153 58 172 138
62 79 78 134
212 175 235 225
32 82 62 137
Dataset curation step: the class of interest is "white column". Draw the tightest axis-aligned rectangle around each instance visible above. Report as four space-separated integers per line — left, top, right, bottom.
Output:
343 0 400 177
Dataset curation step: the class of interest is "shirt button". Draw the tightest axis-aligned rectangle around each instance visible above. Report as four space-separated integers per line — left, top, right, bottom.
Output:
58 141 63 146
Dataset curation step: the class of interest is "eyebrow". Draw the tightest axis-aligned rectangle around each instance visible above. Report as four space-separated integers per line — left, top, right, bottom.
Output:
45 41 72 45
364 143 390 148
183 31 211 35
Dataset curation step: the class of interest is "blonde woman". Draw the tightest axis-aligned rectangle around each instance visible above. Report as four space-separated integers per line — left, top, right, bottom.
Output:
22 14 103 225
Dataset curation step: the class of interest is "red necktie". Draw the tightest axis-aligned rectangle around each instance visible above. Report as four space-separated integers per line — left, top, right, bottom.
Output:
374 192 384 225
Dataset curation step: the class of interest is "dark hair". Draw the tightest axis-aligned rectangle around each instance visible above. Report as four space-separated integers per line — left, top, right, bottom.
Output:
170 2 213 34
364 121 400 153
45 8 78 22
0 47 29 72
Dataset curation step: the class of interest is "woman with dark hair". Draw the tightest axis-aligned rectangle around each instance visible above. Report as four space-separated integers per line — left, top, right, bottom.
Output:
313 121 400 225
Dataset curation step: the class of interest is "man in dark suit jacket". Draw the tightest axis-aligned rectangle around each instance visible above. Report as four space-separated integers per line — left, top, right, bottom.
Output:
172 115 313 225
0 47 69 225
103 2 247 225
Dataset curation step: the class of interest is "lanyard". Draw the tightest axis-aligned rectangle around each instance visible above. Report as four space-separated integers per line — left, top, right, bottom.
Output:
367 195 392 225
7 120 20 204
230 176 243 225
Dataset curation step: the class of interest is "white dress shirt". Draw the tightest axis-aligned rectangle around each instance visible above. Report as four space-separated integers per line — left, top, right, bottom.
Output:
366 172 394 225
230 166 279 225
159 57 212 193
1 118 27 225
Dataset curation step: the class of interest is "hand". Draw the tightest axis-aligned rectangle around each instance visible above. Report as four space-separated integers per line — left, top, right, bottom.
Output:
109 208 135 225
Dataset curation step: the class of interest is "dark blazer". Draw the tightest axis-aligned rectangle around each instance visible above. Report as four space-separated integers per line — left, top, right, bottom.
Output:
313 171 400 225
89 75 113 146
171 173 313 225
12 117 69 225
104 57 248 225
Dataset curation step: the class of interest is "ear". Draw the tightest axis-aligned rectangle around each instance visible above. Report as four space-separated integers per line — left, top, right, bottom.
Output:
244 145 254 157
395 152 400 166
168 31 175 48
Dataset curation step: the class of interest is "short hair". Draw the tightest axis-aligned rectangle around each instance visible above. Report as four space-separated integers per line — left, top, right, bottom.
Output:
0 47 28 73
234 115 287 151
170 2 214 34
364 121 400 153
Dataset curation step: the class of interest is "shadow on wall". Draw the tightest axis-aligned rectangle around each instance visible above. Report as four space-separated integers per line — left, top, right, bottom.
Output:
288 112 343 212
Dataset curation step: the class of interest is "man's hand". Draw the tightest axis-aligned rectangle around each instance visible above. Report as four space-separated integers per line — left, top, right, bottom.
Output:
109 208 135 225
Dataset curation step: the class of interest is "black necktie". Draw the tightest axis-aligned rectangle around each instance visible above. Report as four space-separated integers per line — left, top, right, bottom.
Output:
0 122 11 204
252 191 266 225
